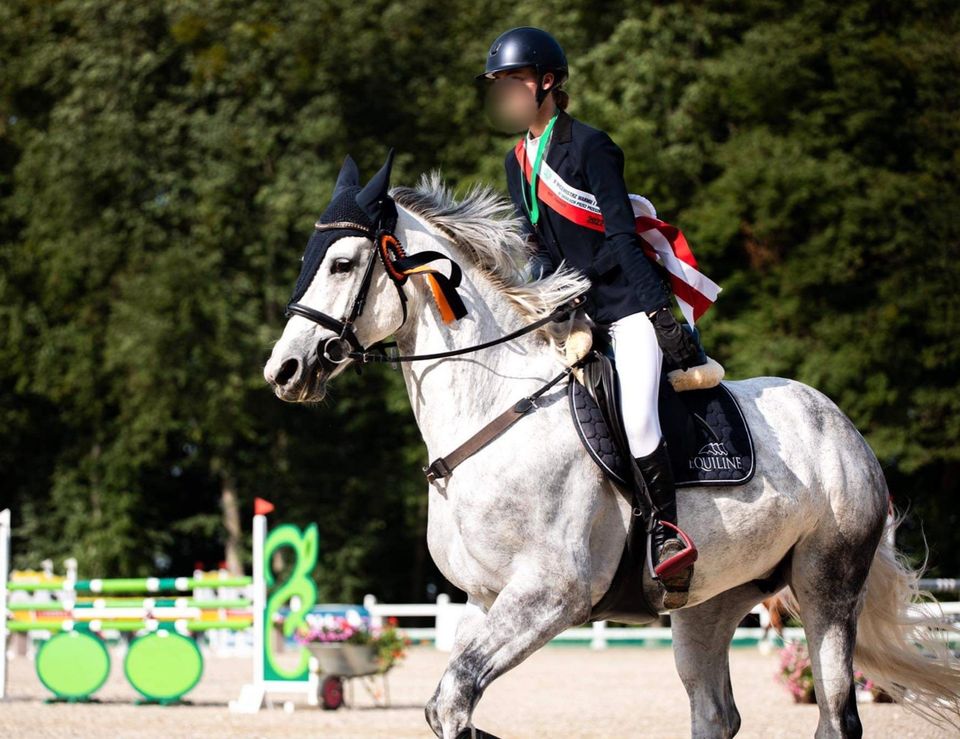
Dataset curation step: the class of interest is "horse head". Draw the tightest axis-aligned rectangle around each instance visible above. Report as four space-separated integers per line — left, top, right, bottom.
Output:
263 149 409 402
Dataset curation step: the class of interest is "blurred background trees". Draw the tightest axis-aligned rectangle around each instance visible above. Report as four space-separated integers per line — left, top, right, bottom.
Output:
1 0 957 598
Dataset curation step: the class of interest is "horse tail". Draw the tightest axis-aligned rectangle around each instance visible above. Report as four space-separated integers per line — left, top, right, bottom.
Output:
774 508 960 729
853 509 960 727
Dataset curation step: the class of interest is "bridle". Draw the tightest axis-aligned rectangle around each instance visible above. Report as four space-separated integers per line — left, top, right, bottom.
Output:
284 196 587 367
284 194 592 489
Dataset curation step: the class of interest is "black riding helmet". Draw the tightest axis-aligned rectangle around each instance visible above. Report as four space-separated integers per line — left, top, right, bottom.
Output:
477 27 568 107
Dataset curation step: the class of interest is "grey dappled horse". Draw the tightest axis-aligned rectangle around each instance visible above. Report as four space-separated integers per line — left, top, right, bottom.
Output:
264 153 960 738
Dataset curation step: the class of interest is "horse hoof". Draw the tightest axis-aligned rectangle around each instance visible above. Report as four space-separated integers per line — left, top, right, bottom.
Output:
455 728 503 739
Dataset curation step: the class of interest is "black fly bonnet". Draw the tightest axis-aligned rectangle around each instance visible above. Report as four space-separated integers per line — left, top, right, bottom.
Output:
285 149 468 365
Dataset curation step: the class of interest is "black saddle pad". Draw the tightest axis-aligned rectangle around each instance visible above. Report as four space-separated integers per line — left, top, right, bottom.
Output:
568 362 755 489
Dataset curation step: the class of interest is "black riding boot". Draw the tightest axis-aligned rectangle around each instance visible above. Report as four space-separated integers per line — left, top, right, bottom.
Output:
633 437 697 594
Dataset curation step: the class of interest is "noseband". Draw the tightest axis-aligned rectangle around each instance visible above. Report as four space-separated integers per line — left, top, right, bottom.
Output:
285 196 586 366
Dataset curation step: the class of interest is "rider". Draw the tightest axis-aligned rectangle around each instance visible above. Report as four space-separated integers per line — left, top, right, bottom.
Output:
478 26 701 589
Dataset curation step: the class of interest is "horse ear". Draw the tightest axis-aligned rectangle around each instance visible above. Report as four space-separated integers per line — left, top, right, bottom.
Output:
355 148 395 222
332 154 360 198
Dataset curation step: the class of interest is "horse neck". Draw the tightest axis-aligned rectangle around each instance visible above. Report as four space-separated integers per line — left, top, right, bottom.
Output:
392 236 561 456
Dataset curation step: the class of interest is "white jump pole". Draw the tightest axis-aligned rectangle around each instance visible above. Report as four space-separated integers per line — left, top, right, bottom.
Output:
230 500 280 713
251 511 266 690
227 510 269 713
0 509 11 700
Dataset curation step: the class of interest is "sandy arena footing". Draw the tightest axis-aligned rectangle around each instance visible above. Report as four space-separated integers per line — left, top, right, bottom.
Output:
1 645 953 737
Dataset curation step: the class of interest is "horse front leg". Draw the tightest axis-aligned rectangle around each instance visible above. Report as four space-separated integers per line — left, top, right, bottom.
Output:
426 569 592 739
425 597 487 736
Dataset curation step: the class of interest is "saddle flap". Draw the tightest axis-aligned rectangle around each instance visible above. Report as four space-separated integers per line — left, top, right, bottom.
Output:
572 350 633 488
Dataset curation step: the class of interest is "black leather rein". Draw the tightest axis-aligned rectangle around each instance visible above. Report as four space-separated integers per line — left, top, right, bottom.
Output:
288 296 587 365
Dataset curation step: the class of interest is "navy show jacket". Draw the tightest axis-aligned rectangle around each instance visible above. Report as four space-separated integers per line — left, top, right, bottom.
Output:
504 108 671 324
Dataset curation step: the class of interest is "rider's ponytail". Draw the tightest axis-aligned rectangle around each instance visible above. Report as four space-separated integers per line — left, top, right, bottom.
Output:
552 86 570 110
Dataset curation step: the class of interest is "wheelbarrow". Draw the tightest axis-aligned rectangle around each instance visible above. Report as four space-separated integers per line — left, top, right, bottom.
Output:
307 643 391 710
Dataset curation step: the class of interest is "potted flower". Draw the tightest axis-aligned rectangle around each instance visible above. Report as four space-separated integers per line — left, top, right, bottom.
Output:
295 613 410 676
371 617 410 674
854 670 876 702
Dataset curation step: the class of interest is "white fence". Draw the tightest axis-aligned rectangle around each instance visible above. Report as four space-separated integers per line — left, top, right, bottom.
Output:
363 579 960 652
363 594 807 650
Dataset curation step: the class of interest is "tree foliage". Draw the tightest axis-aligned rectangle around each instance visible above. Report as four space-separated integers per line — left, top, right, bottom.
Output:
1 0 957 594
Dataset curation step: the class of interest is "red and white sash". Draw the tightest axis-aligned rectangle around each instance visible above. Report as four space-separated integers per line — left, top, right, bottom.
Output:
515 140 721 325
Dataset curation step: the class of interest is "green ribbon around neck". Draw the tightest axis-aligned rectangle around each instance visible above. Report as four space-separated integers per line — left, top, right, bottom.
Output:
528 111 559 226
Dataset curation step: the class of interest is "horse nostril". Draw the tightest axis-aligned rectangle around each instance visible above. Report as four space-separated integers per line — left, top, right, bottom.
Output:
276 358 300 386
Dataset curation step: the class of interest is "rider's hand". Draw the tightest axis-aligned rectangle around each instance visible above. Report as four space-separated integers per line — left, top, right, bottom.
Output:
646 305 702 370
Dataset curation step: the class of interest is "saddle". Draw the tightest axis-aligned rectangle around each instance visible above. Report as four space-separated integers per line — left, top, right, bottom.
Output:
570 328 756 623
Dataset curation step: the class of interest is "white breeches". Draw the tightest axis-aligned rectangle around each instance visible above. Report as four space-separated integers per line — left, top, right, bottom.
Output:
606 310 663 458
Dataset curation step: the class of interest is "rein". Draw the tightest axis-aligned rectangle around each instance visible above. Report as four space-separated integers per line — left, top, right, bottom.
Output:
349 299 584 364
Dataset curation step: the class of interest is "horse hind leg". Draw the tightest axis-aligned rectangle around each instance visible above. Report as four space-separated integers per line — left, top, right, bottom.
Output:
787 518 884 739
671 582 771 738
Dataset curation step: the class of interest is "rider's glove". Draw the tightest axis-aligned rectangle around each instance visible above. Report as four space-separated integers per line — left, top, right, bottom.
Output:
646 305 702 371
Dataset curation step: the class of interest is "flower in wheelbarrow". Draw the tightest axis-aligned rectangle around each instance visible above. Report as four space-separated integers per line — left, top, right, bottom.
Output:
294 614 365 644
346 609 365 627
371 620 410 673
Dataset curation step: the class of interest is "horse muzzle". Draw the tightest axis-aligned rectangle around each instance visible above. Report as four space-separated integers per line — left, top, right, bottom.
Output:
264 347 339 403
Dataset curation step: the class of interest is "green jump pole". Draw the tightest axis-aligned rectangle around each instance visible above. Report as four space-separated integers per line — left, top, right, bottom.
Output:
0 509 9 699
8 617 255 633
7 576 253 594
8 598 252 612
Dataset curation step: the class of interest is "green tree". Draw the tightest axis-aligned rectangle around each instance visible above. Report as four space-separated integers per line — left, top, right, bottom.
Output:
1 0 956 593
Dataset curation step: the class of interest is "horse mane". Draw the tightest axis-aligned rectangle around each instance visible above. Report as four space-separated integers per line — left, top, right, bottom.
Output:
389 171 590 325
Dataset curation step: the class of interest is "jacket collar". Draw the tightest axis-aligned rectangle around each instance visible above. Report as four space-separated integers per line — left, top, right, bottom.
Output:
551 107 573 143
546 108 572 171
518 108 574 174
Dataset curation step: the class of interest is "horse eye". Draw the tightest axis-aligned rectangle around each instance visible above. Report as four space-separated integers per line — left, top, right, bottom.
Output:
331 257 353 274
